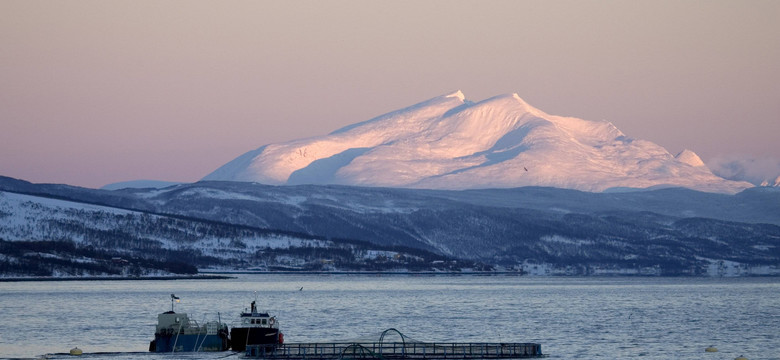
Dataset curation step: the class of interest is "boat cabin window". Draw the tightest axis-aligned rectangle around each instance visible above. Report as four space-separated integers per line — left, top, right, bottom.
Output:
262 319 267 325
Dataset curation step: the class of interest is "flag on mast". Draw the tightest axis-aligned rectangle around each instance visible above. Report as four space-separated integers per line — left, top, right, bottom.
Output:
171 294 180 303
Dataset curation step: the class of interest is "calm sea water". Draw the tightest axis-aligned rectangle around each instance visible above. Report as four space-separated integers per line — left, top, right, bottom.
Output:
0 275 778 360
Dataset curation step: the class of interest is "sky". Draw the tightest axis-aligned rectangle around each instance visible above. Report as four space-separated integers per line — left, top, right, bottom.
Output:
1 0 778 188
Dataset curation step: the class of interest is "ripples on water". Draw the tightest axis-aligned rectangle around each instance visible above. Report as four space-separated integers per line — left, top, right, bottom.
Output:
0 275 778 359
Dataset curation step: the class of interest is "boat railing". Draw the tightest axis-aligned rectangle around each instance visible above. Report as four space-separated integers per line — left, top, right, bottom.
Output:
186 319 201 332
205 321 220 335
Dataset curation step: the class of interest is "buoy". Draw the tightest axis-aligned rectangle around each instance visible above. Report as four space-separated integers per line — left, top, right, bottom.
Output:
69 347 83 356
735 356 748 360
705 346 718 352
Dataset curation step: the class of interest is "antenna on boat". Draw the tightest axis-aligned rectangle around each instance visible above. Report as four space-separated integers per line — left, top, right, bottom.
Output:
170 294 180 312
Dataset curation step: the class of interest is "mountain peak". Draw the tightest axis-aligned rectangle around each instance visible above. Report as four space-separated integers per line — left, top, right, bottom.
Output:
471 93 547 118
511 93 528 104
446 90 466 101
675 149 706 167
204 91 753 194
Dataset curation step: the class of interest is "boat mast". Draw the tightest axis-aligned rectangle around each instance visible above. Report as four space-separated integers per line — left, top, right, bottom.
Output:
171 294 180 312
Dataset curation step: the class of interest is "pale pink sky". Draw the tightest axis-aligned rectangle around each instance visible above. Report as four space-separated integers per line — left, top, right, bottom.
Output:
1 0 778 188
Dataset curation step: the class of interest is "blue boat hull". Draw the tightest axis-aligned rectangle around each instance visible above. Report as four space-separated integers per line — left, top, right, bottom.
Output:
150 333 230 352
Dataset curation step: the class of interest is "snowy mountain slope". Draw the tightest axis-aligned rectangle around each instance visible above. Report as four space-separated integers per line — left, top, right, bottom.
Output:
1 178 778 275
127 182 780 275
0 188 477 275
204 91 752 194
0 191 312 256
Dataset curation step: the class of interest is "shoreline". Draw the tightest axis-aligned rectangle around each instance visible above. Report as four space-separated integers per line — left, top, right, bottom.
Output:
0 274 234 282
4 271 778 281
201 270 523 275
0 271 522 282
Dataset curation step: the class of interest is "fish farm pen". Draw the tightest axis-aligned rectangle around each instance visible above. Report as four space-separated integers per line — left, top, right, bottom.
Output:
245 341 544 359
244 328 544 359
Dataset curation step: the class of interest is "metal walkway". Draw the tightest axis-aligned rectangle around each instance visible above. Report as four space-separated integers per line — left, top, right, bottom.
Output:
245 342 545 359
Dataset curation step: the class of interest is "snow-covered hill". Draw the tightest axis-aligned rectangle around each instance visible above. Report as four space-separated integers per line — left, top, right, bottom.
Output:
204 91 752 194
0 191 313 262
0 188 477 276
3 179 779 276
2 177 779 276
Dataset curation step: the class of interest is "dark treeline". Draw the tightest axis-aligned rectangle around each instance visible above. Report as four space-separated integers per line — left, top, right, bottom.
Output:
0 239 198 277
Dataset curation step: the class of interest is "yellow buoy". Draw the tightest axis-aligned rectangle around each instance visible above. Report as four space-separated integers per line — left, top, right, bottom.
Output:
69 347 82 356
735 356 748 360
705 346 718 352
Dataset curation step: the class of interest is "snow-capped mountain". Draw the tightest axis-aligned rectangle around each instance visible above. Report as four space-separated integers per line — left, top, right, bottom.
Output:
204 91 752 193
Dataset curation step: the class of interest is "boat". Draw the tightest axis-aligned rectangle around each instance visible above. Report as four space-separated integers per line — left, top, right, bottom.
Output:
231 300 283 352
148 294 230 352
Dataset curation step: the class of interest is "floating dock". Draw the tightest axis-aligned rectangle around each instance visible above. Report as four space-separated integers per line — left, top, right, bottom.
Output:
245 342 545 359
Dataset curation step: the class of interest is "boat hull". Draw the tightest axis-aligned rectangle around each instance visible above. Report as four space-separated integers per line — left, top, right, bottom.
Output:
150 333 230 352
231 327 279 352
